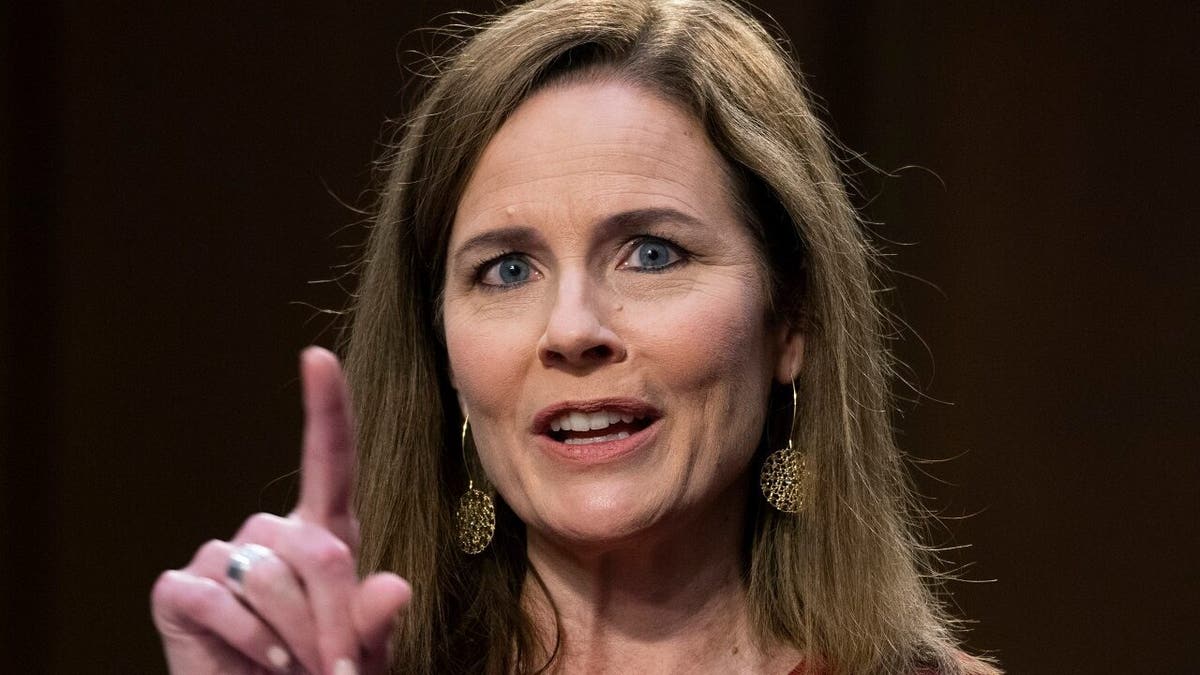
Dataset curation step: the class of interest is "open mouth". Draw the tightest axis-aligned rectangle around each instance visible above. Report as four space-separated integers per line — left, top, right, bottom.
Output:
546 410 656 445
531 399 662 464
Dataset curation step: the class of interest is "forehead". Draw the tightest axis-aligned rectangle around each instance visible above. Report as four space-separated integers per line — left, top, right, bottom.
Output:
452 79 738 241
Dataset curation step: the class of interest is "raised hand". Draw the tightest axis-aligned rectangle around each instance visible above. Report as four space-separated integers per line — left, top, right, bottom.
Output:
152 348 412 674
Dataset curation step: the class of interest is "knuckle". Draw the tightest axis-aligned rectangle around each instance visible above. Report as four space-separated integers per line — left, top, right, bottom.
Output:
176 577 225 622
240 554 286 595
240 512 285 539
306 537 353 575
193 539 227 564
150 570 182 609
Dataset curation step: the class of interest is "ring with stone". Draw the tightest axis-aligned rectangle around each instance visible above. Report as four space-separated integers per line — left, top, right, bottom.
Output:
225 543 274 596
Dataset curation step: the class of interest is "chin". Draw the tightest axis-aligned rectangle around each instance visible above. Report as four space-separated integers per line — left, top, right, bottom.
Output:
528 484 665 549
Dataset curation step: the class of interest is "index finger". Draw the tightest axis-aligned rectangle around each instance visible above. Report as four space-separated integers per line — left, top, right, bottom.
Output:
293 346 358 536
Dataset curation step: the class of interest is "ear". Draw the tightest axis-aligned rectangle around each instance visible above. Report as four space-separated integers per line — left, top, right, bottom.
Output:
774 325 805 384
447 366 467 416
454 386 469 419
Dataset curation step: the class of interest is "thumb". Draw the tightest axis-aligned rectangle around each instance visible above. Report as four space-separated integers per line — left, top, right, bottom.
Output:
353 572 412 672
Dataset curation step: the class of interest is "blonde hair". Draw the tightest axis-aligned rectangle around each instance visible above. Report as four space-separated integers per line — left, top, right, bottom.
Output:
343 1 995 672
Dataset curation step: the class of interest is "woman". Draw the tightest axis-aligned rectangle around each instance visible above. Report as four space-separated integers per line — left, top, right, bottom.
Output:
152 0 998 673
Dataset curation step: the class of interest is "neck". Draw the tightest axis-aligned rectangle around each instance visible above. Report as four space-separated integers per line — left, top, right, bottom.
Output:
520 482 798 674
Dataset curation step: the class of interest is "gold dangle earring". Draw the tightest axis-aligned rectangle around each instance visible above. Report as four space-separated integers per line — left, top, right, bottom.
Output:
759 380 809 513
454 415 495 554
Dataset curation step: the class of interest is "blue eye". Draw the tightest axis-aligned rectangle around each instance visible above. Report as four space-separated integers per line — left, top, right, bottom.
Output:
481 255 535 286
622 238 681 271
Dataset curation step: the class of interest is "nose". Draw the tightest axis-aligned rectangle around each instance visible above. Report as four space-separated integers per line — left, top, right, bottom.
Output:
537 273 626 371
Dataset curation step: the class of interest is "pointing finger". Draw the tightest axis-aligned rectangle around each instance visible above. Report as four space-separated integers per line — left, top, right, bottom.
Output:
294 347 358 541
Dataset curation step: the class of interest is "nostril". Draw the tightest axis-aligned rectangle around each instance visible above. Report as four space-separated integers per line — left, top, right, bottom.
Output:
543 351 566 365
537 322 625 369
581 344 613 361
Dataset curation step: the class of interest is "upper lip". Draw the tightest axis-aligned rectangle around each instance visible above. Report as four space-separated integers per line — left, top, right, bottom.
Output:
531 397 661 434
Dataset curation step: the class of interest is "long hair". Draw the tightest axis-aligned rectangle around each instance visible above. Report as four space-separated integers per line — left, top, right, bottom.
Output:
343 1 993 672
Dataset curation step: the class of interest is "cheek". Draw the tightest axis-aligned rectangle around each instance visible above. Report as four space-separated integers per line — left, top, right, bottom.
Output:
628 275 770 379
630 275 773 468
443 305 545 509
444 307 537 417
446 319 516 415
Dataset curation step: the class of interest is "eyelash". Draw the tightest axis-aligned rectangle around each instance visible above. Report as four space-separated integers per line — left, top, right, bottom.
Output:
619 235 690 273
470 235 691 289
470 249 529 291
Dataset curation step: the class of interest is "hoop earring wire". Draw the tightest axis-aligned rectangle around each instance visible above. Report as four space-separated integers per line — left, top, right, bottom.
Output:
759 380 809 513
454 415 495 554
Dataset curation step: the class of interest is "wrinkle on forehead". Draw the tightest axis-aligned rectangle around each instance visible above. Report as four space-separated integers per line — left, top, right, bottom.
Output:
452 80 735 242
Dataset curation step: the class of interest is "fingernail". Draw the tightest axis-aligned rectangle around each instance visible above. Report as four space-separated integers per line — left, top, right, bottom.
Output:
266 645 290 670
334 657 359 675
303 345 333 361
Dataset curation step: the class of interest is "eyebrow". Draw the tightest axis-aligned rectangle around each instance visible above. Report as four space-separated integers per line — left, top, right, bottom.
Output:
595 207 705 238
451 207 706 264
451 226 544 265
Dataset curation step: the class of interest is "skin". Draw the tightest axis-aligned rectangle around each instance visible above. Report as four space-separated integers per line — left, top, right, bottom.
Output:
443 80 804 672
151 80 804 674
151 349 411 675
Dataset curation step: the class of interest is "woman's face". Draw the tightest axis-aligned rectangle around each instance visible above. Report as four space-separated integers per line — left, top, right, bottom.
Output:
442 80 801 548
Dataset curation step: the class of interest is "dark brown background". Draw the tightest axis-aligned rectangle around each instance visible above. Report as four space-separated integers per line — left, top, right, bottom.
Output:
4 2 1197 673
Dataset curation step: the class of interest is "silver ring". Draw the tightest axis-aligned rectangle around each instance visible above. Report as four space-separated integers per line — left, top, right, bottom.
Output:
226 543 274 595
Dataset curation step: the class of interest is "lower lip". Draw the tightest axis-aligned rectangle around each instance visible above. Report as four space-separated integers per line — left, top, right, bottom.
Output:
535 419 661 466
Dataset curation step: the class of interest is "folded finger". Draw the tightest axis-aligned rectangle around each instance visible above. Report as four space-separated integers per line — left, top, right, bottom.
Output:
190 539 323 674
353 572 412 672
152 570 293 673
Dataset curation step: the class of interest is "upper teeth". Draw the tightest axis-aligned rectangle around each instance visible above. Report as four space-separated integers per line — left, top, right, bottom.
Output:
550 410 637 432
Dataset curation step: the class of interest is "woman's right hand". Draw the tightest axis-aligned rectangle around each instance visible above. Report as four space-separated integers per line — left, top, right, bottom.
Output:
151 348 412 674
